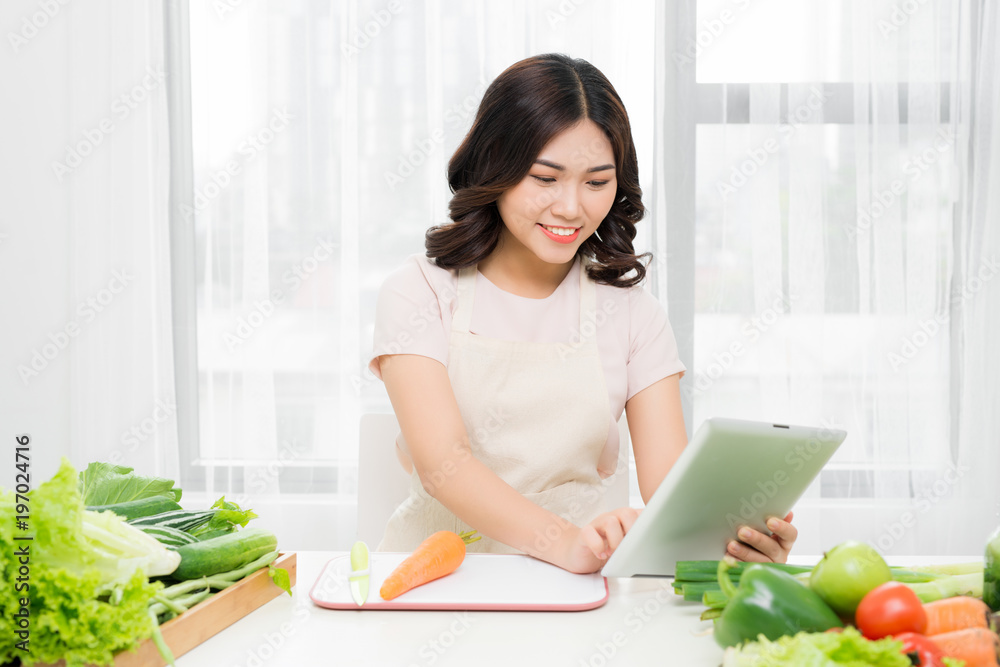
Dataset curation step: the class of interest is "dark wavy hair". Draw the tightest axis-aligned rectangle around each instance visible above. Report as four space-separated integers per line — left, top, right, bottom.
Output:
425 53 649 287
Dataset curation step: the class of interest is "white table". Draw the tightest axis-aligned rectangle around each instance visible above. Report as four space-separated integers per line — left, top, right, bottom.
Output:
175 551 723 666
174 553 979 667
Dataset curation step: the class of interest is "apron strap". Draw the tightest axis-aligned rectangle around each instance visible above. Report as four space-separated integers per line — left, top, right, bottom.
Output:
578 257 598 346
452 265 478 334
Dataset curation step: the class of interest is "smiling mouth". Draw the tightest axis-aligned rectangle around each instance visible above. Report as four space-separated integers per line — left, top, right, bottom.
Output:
537 223 581 244
539 224 579 237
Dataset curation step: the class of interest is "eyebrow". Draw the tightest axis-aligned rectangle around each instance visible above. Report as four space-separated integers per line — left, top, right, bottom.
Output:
533 159 615 173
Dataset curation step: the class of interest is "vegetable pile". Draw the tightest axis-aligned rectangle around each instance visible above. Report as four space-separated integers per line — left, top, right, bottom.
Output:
678 533 1000 666
0 459 291 667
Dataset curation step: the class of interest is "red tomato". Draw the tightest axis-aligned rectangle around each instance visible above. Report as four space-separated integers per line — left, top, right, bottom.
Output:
894 632 945 667
855 581 927 639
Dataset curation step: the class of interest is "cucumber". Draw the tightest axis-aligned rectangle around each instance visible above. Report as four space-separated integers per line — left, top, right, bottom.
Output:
86 496 182 521
171 527 278 580
128 509 216 532
140 525 200 548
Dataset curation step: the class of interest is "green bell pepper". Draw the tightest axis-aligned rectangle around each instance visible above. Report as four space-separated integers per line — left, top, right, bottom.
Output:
986 526 1000 611
713 557 843 648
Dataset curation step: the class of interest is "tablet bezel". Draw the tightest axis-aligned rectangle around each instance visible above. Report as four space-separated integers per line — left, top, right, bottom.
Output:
600 417 846 578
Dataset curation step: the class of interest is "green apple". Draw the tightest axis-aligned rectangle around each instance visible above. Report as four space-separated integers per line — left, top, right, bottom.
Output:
809 540 893 617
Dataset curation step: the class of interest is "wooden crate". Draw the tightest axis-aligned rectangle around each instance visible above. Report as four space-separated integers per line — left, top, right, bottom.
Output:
41 552 297 667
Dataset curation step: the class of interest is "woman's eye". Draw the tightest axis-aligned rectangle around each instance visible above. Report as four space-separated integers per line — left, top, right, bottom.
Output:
588 180 610 187
531 175 556 183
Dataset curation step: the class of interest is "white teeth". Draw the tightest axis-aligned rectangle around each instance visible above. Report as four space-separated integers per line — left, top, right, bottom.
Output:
542 225 577 236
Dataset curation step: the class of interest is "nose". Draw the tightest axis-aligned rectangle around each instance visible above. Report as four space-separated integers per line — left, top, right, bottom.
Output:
549 183 580 221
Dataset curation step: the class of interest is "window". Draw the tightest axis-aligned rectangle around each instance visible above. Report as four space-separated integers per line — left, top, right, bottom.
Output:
684 0 961 501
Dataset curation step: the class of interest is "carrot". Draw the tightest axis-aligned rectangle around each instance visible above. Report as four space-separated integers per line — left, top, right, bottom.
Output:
379 530 481 600
924 596 996 635
930 627 1000 667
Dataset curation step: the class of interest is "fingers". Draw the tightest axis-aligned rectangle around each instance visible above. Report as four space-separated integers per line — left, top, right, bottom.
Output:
617 507 640 532
727 537 773 563
728 526 781 563
579 524 608 559
729 522 793 564
582 508 640 560
767 515 798 548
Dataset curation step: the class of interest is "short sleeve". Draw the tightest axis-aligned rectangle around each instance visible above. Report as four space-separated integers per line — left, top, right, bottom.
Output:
368 256 453 380
625 286 686 401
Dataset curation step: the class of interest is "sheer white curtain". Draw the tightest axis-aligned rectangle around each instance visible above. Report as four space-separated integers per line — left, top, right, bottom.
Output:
0 1 178 485
659 0 999 555
956 0 1000 551
185 0 656 549
66 2 179 480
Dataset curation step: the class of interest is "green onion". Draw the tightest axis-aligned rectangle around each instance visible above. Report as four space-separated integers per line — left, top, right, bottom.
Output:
675 560 812 579
700 606 723 621
702 589 729 609
895 562 983 577
905 572 983 603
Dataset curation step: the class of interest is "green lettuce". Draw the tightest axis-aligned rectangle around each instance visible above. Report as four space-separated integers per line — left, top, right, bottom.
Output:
79 461 182 505
1 459 170 666
188 495 258 540
722 627 913 667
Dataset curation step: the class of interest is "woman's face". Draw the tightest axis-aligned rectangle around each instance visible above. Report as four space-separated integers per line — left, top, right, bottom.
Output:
496 119 617 266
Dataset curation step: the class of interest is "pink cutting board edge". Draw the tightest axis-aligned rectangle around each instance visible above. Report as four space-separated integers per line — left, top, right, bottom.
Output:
308 554 609 612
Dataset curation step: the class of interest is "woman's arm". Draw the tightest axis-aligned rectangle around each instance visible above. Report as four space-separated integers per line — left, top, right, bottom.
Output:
624 373 688 504
379 353 635 573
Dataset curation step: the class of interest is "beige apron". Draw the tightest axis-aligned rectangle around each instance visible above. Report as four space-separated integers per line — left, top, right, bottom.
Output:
377 258 613 554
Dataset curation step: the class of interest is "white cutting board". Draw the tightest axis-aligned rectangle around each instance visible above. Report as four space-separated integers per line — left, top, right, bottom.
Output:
309 553 608 611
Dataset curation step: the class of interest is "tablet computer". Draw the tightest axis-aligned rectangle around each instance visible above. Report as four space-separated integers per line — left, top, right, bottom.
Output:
600 417 846 578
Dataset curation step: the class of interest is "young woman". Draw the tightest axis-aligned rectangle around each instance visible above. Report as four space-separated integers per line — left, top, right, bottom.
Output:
368 53 797 573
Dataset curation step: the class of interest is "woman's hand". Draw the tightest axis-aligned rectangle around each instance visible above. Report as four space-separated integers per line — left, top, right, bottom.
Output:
559 507 641 574
727 511 798 564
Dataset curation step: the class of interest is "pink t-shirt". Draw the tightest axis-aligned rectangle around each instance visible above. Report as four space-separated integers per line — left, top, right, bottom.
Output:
368 254 686 475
